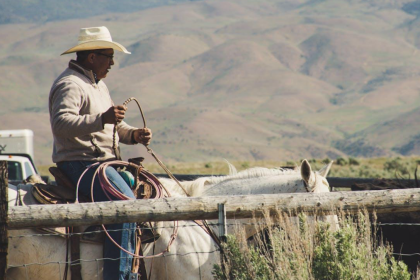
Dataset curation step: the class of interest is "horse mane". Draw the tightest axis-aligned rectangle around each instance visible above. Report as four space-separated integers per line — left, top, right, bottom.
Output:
159 166 301 197
203 167 299 185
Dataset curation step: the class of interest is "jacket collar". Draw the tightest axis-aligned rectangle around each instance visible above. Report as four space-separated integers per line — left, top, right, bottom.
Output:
69 60 97 84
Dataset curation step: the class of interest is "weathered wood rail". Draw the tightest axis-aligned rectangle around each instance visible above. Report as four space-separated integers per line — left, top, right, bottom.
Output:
8 187 420 229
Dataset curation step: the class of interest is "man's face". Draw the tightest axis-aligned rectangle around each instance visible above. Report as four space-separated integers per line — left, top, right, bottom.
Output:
91 48 114 80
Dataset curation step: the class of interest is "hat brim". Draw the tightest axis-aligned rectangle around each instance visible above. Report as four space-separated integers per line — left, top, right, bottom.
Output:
61 40 131 55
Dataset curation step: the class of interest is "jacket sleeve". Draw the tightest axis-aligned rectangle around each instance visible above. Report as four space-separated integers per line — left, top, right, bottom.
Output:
117 121 138 145
49 80 103 138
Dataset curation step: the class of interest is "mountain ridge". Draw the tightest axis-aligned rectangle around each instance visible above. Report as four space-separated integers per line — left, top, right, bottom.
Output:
1 0 420 165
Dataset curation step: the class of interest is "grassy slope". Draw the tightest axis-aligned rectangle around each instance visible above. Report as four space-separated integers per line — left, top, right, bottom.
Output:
2 0 420 165
37 155 420 180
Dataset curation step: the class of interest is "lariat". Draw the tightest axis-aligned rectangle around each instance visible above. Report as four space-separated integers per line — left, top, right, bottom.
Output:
113 97 191 197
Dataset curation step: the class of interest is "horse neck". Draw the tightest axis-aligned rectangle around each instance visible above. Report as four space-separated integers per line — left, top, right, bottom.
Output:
159 178 208 197
161 168 330 197
202 171 309 196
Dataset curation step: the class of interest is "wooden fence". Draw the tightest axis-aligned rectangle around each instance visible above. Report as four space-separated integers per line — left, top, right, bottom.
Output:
0 162 7 280
1 167 420 278
7 188 420 229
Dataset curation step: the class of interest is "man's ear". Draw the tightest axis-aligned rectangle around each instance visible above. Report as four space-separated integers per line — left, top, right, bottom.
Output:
87 52 96 64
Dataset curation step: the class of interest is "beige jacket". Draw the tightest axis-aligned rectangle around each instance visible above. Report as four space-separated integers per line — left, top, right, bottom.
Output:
49 60 137 163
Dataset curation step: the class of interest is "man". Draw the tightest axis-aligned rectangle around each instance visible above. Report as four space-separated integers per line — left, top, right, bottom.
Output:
49 26 151 280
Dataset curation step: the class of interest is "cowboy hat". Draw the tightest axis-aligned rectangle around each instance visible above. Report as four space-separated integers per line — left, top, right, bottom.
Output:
61 26 131 55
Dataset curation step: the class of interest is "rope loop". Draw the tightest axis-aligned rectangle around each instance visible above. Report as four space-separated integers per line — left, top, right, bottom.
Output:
122 97 191 197
76 160 178 259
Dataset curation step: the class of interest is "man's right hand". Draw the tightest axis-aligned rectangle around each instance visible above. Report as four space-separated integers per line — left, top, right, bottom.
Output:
102 105 127 124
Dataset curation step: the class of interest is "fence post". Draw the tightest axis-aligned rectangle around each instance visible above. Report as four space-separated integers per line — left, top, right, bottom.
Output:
218 203 227 242
0 161 8 279
217 203 227 277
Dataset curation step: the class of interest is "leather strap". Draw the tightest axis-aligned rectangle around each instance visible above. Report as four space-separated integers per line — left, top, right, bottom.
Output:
131 228 148 280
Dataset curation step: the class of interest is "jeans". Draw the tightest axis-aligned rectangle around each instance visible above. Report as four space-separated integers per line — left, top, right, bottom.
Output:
57 161 136 280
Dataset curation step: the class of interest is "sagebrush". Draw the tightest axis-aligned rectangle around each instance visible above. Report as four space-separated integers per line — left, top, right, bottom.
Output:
213 210 412 280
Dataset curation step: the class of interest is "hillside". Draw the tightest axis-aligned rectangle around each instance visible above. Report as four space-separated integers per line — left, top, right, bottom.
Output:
0 0 200 24
1 0 420 165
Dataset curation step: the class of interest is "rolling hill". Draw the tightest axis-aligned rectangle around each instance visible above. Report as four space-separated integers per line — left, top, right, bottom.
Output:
1 0 420 165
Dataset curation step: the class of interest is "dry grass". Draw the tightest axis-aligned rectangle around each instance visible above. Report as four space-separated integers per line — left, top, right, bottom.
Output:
213 209 414 280
37 156 420 180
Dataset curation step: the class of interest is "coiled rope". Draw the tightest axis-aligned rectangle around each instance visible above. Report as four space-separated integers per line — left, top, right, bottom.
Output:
74 97 189 258
75 160 178 259
75 97 218 259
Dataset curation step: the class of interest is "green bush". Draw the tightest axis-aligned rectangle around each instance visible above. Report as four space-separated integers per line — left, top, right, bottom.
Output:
313 215 410 280
212 235 272 280
321 157 330 164
213 211 411 280
335 157 347 166
348 157 360 166
241 162 250 169
286 161 295 166
384 158 409 175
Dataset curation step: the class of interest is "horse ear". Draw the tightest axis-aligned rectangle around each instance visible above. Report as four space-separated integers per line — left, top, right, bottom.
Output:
300 159 312 183
318 161 333 178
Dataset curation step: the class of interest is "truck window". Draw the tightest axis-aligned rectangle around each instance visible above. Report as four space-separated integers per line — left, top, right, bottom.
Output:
24 162 35 178
7 161 23 181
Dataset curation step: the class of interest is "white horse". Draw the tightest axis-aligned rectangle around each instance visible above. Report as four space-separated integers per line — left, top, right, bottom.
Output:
6 159 334 280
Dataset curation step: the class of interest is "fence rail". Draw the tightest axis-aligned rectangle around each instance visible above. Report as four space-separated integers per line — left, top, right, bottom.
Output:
8 187 420 229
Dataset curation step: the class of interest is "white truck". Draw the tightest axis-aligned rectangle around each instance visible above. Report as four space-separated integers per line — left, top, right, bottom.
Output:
0 129 46 184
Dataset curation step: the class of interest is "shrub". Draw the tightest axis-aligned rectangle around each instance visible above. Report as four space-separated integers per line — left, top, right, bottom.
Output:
213 211 411 280
348 157 360 166
384 158 409 175
335 157 347 166
321 157 330 164
212 235 272 280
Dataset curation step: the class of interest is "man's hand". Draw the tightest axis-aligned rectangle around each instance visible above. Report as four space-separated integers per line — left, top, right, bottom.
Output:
102 105 127 124
133 128 152 146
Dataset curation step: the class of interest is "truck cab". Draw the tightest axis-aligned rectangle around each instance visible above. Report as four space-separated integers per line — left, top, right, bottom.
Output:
0 129 48 184
0 154 39 184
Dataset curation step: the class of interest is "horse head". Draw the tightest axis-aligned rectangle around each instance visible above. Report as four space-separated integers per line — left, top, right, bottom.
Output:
301 159 333 193
300 159 338 230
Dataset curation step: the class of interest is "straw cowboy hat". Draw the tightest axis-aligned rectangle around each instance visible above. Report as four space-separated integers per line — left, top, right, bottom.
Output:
61 26 131 55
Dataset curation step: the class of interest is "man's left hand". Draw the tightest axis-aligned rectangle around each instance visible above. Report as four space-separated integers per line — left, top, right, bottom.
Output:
133 128 152 146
